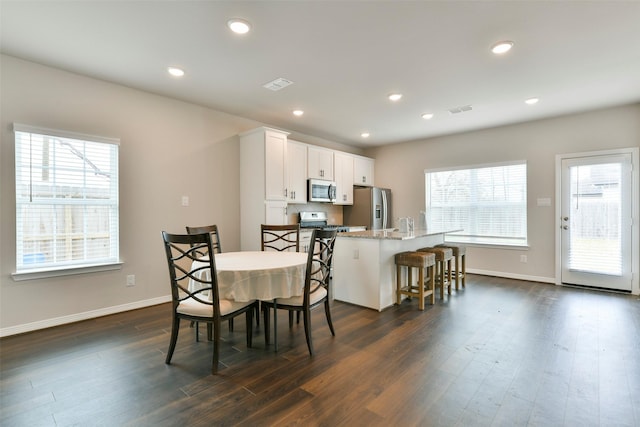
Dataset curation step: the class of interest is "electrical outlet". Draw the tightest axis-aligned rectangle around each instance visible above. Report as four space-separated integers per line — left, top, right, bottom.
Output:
126 274 136 286
181 196 189 207
520 255 528 263
353 249 359 259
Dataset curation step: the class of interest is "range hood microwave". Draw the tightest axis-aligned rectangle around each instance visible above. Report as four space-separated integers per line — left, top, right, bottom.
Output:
307 179 336 203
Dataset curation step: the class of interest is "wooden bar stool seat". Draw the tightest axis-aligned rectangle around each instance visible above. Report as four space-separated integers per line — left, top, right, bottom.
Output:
417 247 453 299
437 244 467 290
395 251 436 310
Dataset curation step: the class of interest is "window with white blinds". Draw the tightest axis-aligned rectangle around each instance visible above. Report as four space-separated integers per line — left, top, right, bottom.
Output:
425 161 527 246
14 124 120 273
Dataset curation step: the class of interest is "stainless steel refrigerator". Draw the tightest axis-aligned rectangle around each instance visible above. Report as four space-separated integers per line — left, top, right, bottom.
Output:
343 186 392 230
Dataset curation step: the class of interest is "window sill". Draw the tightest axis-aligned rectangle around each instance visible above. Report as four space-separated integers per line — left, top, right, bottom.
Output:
444 239 529 251
12 262 123 281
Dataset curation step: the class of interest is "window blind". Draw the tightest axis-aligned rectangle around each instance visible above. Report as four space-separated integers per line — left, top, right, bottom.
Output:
425 161 527 246
14 124 120 272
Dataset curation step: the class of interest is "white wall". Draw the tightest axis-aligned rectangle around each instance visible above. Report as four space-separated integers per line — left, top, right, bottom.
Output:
366 104 640 283
0 55 359 335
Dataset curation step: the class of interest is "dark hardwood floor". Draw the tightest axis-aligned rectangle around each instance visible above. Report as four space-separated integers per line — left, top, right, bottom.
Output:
1 275 639 426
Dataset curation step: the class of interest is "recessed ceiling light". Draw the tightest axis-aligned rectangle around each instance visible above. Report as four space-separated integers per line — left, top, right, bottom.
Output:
388 93 403 102
361 132 370 138
421 113 434 120
167 67 185 77
228 19 251 34
525 97 539 105
491 41 514 54
293 110 304 116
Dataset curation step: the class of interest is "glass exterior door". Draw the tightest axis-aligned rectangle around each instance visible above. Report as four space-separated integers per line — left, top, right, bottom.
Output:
560 154 632 291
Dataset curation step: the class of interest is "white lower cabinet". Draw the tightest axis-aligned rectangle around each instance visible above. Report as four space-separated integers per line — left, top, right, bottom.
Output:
299 230 313 252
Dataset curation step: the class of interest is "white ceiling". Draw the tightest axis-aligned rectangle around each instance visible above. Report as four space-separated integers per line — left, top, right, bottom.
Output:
2 1 640 147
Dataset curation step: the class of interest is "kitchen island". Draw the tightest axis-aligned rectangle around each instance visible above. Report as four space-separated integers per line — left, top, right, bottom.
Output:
332 228 459 311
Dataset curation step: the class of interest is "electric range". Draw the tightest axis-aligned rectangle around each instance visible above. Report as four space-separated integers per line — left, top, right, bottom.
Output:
298 212 351 233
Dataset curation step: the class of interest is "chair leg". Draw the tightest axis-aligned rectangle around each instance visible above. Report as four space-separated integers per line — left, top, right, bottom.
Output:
255 303 260 327
447 259 453 294
289 311 294 328
195 321 199 342
207 323 213 341
324 300 335 336
454 254 460 290
273 302 279 352
461 254 466 288
303 309 314 356
418 267 425 311
429 265 436 305
166 316 180 364
229 318 234 332
212 320 221 374
246 309 254 348
263 305 271 345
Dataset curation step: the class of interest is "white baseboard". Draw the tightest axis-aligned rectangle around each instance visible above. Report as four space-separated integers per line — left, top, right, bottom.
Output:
0 295 171 338
467 268 556 284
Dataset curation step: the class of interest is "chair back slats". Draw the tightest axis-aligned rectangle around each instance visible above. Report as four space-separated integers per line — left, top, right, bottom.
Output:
162 231 219 312
261 224 300 252
186 224 222 254
304 229 337 304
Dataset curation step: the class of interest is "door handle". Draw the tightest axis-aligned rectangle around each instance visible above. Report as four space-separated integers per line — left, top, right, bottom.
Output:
563 217 569 221
562 225 569 230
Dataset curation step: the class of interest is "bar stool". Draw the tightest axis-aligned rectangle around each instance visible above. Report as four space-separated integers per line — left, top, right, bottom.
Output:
395 251 436 310
437 244 466 290
417 247 453 299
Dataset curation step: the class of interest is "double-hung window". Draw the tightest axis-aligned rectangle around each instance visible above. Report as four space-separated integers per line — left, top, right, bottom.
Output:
14 124 120 276
425 161 527 246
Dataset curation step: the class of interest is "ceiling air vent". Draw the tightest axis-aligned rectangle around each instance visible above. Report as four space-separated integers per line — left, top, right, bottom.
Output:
263 78 293 91
448 105 473 114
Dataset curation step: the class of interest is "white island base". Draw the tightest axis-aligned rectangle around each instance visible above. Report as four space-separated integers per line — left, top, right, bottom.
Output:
332 229 456 311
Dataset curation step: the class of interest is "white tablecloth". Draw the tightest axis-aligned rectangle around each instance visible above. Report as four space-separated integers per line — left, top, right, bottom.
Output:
191 251 308 302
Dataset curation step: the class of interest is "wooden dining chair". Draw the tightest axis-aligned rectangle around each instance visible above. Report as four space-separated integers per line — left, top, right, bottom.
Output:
161 231 258 374
185 224 226 334
262 229 338 355
261 224 300 252
185 224 222 254
261 223 302 327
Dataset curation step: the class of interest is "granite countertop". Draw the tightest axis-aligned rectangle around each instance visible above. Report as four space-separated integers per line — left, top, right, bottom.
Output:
338 228 460 240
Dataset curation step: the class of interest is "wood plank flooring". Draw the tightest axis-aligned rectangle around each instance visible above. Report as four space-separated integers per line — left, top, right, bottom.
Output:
1 275 639 426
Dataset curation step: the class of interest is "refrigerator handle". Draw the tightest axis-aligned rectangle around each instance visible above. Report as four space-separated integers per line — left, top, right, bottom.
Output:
381 189 388 229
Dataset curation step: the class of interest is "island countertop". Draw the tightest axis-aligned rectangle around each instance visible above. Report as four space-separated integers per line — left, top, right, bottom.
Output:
339 228 460 240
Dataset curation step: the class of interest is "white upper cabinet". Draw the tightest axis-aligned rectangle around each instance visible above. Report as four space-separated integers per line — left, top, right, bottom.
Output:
334 152 354 205
264 130 288 200
287 140 308 204
307 146 334 180
353 155 375 186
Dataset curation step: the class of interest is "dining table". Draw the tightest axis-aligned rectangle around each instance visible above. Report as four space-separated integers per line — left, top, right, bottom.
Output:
190 251 308 302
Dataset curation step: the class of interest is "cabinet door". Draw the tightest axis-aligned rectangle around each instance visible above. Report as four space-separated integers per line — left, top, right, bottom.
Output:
265 200 287 225
353 156 374 186
265 130 287 200
287 140 308 204
308 146 334 180
334 152 354 205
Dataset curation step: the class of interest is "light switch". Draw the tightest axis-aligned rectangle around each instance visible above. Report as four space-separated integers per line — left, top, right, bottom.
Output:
181 196 189 207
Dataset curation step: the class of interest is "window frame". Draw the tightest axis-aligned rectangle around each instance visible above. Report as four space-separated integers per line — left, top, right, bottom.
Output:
425 160 528 248
12 124 121 281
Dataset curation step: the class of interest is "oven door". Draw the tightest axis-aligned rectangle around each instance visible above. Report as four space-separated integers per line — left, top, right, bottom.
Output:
308 179 336 203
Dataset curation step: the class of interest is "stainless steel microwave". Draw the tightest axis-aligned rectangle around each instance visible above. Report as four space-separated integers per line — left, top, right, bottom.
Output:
308 179 336 203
